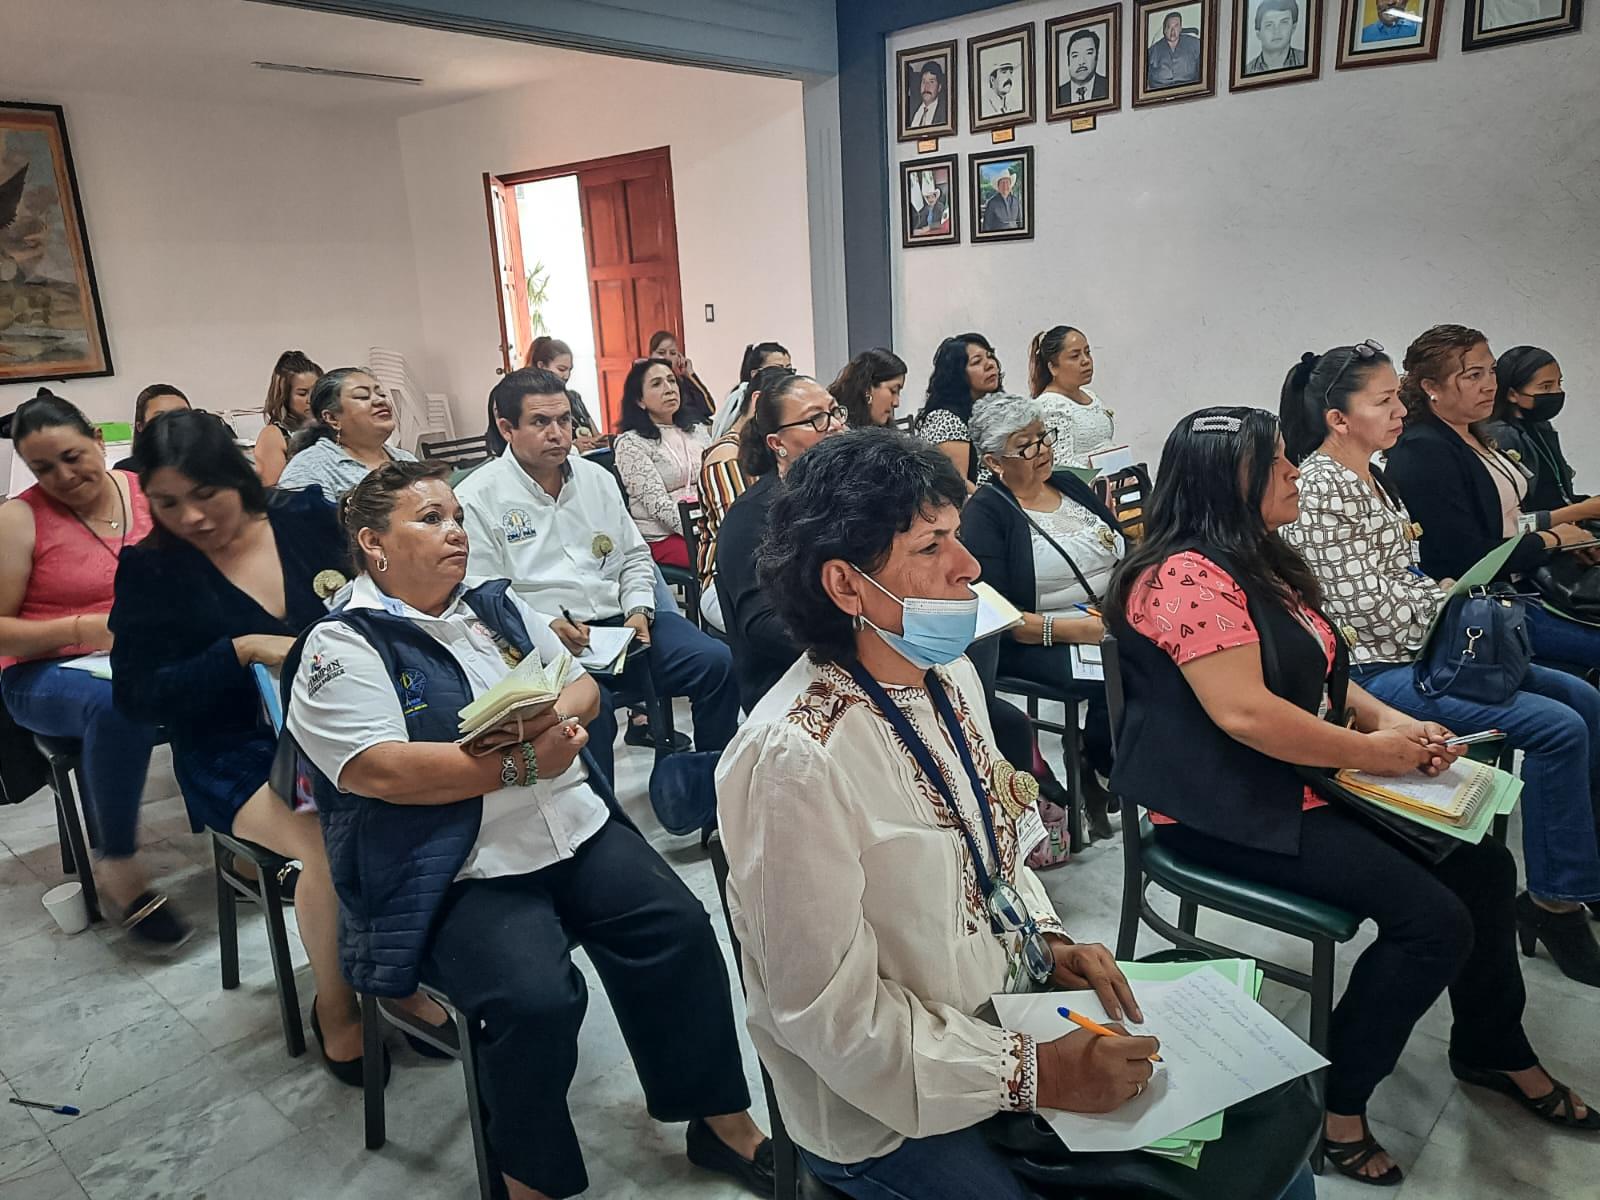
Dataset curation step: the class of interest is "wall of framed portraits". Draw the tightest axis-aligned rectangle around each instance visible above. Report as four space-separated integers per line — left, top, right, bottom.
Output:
885 0 1600 468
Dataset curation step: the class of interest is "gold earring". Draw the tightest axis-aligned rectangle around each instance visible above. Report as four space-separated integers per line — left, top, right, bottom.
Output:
376 553 389 573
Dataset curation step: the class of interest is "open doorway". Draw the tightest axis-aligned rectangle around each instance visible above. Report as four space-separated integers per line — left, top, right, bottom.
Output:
485 145 686 433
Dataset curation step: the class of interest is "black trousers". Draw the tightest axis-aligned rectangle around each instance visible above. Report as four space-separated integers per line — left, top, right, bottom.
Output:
982 640 1114 777
1156 807 1536 1115
421 819 753 1197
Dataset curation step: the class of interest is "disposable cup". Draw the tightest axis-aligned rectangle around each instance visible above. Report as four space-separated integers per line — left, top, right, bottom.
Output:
42 882 89 935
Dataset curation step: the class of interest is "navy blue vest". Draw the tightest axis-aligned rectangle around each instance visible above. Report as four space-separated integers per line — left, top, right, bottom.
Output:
282 579 621 997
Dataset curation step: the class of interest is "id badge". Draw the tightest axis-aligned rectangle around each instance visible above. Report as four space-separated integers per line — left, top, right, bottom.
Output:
1016 803 1049 858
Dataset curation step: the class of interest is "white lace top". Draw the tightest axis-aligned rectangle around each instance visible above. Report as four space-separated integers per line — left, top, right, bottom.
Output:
1035 387 1115 470
1027 494 1125 612
613 423 711 542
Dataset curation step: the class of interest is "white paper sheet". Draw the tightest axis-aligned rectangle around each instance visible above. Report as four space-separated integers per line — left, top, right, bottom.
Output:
974 581 1024 641
1069 643 1104 681
58 653 113 680
992 970 1327 1152
574 625 636 673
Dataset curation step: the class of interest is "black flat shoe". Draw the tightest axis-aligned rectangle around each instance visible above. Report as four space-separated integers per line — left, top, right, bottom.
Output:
274 861 299 906
377 998 460 1060
1321 1115 1403 1187
1081 774 1116 843
685 1119 775 1197
1515 891 1600 987
311 996 391 1089
624 720 692 751
1449 1057 1600 1131
118 891 192 949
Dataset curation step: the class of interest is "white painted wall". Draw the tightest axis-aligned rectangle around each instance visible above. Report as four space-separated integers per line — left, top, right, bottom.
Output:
0 89 425 428
395 56 816 431
888 4 1600 472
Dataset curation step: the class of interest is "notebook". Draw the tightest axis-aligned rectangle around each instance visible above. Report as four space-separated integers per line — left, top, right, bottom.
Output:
456 650 573 744
973 581 1025 641
1335 758 1498 827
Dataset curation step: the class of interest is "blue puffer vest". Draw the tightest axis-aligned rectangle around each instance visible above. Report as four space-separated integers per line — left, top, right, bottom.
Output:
282 579 604 997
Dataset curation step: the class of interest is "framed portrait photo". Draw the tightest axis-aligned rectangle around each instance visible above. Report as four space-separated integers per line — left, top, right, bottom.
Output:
1133 0 1219 107
900 155 961 249
1462 0 1582 50
896 41 958 142
1230 0 1323 90
1335 0 1443 67
1046 6 1123 120
968 24 1037 133
0 102 113 386
970 146 1034 244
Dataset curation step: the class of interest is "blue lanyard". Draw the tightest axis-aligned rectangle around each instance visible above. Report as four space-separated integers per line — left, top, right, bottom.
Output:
846 663 1005 906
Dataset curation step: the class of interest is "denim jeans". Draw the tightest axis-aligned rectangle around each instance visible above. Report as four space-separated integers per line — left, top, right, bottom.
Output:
801 1127 1317 1200
1353 661 1600 902
1524 603 1600 674
1 659 160 859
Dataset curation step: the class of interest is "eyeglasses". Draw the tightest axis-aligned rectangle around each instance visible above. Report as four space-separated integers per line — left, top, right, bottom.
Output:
989 878 1056 988
999 430 1056 461
775 404 848 434
1325 339 1385 396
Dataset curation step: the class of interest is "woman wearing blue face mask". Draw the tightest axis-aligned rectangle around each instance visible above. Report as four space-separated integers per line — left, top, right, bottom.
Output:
715 429 1317 1200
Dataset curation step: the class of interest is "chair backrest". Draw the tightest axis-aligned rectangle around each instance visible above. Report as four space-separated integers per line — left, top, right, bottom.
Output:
678 498 708 625
889 413 916 433
1094 463 1152 543
1100 632 1149 877
418 433 492 470
253 663 284 735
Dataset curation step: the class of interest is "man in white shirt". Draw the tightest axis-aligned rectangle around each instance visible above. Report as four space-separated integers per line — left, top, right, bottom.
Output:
458 369 740 783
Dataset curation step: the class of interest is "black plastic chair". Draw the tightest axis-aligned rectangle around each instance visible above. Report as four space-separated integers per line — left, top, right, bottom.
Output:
32 733 101 923
213 829 306 1058
677 498 710 631
418 433 492 471
1101 634 1360 1058
991 679 1087 853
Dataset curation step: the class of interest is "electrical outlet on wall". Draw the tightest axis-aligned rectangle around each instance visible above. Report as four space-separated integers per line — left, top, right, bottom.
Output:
704 304 715 322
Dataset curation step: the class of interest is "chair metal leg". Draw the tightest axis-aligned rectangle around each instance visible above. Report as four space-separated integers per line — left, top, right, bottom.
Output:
51 759 101 923
260 866 306 1057
1115 875 1143 962
763 1067 801 1200
1178 899 1199 936
362 993 387 1150
215 846 241 991
646 690 677 764
55 798 73 874
456 1007 496 1200
1061 701 1087 854
1308 937 1335 1058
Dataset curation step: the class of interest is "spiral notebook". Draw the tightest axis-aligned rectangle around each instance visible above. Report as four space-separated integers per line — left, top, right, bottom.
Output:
1334 758 1498 827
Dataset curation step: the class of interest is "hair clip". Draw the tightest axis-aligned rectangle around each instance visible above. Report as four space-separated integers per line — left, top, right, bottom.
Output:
1190 415 1242 433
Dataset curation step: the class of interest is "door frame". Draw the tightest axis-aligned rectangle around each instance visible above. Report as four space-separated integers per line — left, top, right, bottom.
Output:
482 145 685 379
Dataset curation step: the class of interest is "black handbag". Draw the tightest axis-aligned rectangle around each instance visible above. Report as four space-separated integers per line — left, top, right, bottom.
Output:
1412 583 1531 704
1530 554 1600 626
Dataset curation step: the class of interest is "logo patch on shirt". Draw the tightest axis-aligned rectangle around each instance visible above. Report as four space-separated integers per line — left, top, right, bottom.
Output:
397 667 428 715
500 508 537 544
305 652 345 697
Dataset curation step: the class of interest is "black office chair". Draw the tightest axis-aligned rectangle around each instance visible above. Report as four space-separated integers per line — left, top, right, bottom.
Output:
1101 634 1360 1059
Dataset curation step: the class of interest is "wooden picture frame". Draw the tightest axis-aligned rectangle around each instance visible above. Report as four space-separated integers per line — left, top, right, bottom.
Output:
1046 6 1123 120
896 41 959 142
900 154 961 248
1230 0 1324 91
1132 0 1219 107
968 23 1038 134
0 102 112 385
1335 0 1444 67
970 146 1034 244
1462 0 1582 50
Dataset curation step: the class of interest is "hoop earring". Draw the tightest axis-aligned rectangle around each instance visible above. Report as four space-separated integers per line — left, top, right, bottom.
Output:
852 612 864 631
376 553 389 573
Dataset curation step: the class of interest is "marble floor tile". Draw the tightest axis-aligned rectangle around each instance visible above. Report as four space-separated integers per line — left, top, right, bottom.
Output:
6 1008 213 1119
0 851 56 951
0 973 172 1080
0 925 124 1013
0 1142 89 1200
0 1083 47 1155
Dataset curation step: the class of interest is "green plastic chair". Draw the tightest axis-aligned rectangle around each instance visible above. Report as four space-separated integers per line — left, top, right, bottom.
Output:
1102 633 1360 1057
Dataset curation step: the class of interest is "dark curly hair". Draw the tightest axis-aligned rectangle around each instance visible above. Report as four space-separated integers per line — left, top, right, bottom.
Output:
1398 324 1488 426
921 332 999 425
758 429 968 665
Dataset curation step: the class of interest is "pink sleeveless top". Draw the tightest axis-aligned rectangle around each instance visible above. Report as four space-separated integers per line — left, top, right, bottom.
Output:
2 471 154 669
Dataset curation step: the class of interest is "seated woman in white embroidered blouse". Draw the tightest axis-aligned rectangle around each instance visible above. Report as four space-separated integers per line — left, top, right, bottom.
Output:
914 332 1002 491
612 357 712 570
1028 325 1114 470
716 430 1164 1200
1280 344 1600 988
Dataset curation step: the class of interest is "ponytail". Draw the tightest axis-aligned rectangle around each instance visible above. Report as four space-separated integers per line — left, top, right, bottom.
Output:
1028 325 1077 398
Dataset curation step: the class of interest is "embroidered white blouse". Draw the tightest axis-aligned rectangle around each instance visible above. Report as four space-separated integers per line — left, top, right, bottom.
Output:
613 424 711 542
1035 387 1114 470
715 655 1062 1165
1280 452 1447 666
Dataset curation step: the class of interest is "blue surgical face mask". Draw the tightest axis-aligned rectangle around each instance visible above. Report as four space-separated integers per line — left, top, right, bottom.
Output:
854 568 979 669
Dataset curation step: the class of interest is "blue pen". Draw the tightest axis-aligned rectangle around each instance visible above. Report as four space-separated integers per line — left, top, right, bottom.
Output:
1071 603 1102 617
8 1097 80 1117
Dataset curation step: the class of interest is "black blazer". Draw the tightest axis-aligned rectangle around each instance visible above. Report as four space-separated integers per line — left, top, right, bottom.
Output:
1056 74 1109 105
1481 414 1586 516
1383 415 1547 584
960 471 1120 616
712 473 798 713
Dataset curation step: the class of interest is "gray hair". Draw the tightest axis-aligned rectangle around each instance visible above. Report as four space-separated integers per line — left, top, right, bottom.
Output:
969 392 1044 457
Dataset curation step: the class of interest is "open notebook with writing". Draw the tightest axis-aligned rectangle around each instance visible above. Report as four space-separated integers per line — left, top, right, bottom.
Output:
1334 758 1499 828
456 649 573 746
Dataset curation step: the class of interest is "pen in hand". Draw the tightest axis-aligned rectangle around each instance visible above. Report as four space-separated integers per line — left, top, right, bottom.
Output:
1058 1006 1163 1062
558 606 591 650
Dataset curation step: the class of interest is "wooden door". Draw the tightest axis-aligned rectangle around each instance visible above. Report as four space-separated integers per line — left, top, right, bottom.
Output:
576 148 684 431
484 173 531 375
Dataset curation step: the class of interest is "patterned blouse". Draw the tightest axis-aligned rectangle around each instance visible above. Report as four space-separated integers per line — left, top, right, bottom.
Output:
1035 387 1115 470
613 423 711 542
697 433 750 591
915 407 987 483
1280 452 1446 667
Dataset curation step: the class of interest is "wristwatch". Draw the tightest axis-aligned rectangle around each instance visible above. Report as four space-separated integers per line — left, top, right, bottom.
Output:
500 749 520 787
499 741 539 787
625 605 654 623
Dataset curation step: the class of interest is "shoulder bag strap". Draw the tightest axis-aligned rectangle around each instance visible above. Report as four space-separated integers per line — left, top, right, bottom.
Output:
993 487 1102 605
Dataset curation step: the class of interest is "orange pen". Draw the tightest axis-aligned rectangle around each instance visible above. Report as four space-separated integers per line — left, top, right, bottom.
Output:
1057 1006 1162 1062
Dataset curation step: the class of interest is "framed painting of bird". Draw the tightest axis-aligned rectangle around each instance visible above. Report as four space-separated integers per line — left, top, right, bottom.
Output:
0 102 112 385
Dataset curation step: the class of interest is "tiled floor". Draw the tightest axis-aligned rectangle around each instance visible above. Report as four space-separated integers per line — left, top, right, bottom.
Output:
0 710 1594 1199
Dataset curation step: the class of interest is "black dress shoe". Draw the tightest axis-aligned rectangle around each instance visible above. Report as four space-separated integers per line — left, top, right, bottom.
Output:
1516 891 1600 987
624 720 692 751
118 891 193 949
685 1119 775 1197
311 996 392 1089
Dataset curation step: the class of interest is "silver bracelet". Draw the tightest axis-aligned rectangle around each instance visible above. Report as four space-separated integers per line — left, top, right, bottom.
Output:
1042 616 1054 648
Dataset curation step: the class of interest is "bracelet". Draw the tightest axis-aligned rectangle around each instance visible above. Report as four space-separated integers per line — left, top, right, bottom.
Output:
499 749 519 788
519 739 539 786
1042 616 1054 648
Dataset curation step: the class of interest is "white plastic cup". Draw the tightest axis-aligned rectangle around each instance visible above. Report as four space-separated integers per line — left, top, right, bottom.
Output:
42 882 90 935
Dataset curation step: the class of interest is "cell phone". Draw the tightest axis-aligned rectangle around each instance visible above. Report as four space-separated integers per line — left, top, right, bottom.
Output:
1555 539 1600 552
1443 730 1505 748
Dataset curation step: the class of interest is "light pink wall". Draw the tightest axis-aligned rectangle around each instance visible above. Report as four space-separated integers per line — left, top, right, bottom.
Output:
396 56 815 431
0 89 426 425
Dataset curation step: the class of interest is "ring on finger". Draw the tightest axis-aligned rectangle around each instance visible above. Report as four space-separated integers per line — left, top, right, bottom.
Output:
1134 1082 1145 1097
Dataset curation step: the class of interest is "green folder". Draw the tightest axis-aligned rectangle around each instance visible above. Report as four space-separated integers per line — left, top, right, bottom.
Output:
1418 534 1525 646
1347 766 1522 845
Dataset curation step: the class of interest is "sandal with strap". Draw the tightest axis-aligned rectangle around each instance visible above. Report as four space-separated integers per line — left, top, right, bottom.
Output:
1450 1058 1600 1131
1321 1115 1404 1187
